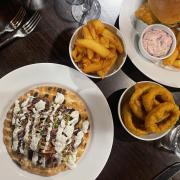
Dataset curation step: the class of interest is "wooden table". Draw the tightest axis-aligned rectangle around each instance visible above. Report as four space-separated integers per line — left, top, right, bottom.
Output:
0 0 180 179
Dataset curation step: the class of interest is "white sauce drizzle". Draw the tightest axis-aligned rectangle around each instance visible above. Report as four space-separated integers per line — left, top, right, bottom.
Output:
66 151 77 169
66 138 72 145
74 131 84 148
21 95 33 107
12 117 16 126
63 125 74 139
22 107 28 113
19 143 24 154
12 117 23 151
55 126 66 153
68 117 79 126
43 103 60 151
24 119 32 143
44 122 53 151
12 140 19 152
13 100 20 114
30 114 47 152
39 157 46 168
35 100 46 112
30 133 41 151
70 111 79 119
58 112 63 120
54 153 62 164
52 104 60 116
82 120 89 133
68 111 79 126
32 152 39 165
12 100 20 125
55 93 64 104
30 113 41 151
61 119 66 128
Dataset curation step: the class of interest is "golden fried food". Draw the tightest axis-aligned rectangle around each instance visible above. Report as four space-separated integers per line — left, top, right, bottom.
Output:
122 82 180 137
102 28 124 53
71 19 124 78
83 60 103 73
142 86 175 112
145 102 179 133
122 103 148 136
97 52 118 78
135 2 158 25
173 59 180 68
177 32 180 43
76 39 110 58
162 48 179 66
129 82 158 120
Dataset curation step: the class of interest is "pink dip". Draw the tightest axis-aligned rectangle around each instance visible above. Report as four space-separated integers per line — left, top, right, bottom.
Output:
142 28 173 57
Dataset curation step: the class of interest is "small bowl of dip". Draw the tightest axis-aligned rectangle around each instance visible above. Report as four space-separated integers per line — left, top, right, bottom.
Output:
139 24 177 63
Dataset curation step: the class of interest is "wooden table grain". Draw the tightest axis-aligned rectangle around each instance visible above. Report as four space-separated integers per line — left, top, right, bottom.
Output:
0 0 180 179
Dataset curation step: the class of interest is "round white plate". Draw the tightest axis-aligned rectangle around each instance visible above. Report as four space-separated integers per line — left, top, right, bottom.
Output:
0 63 114 180
119 0 180 88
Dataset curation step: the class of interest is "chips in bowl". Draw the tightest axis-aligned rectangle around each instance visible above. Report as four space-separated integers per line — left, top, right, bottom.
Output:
69 19 127 78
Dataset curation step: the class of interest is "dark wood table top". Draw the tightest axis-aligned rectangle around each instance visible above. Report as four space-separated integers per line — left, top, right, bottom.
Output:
0 0 180 180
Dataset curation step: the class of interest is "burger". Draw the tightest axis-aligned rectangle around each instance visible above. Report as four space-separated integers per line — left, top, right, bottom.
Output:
148 0 180 27
135 0 180 28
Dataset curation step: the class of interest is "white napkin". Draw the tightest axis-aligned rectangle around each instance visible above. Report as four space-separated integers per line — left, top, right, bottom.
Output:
98 0 123 25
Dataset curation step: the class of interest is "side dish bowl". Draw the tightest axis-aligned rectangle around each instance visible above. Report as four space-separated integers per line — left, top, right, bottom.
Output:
118 81 176 141
69 21 127 79
139 24 177 63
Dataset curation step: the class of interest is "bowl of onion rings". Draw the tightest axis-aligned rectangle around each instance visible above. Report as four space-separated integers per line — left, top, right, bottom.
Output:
118 81 180 141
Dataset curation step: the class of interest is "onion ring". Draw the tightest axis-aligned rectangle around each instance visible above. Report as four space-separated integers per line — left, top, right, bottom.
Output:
122 103 148 136
129 82 158 120
142 86 175 112
134 82 157 90
145 102 179 133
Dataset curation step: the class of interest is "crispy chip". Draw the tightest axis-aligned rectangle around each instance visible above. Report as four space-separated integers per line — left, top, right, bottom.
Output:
71 19 125 78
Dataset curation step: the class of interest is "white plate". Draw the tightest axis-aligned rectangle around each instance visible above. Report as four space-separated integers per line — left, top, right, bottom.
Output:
119 0 180 88
0 63 114 180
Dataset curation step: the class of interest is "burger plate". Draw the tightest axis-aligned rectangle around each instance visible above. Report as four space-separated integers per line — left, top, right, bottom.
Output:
119 0 180 88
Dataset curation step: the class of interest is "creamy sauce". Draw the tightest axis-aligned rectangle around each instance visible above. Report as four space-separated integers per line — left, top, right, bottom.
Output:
61 119 66 128
70 111 79 119
55 93 64 104
63 125 74 138
21 95 33 107
142 28 173 57
74 131 84 148
66 151 77 169
52 104 60 116
19 142 24 154
12 140 19 152
24 119 32 143
35 100 46 112
12 105 23 151
44 122 53 151
54 153 61 164
32 152 39 165
13 100 20 114
44 103 61 151
30 111 41 151
31 133 41 151
55 125 66 153
82 120 89 133
39 157 46 168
